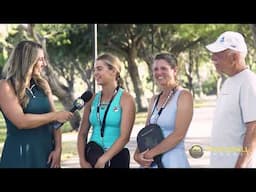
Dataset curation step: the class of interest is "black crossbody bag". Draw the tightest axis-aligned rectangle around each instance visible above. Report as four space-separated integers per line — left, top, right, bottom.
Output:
137 88 176 168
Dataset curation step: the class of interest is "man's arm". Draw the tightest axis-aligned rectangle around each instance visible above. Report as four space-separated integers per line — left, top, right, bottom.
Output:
235 121 256 168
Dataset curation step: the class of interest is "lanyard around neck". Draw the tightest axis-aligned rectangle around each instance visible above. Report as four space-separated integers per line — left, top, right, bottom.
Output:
150 86 177 124
97 87 119 137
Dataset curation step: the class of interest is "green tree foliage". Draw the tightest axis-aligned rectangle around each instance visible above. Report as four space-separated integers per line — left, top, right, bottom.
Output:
35 24 94 91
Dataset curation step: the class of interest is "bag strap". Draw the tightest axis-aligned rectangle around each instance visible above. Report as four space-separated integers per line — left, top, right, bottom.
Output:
154 155 164 168
150 86 177 124
98 86 119 137
150 92 161 117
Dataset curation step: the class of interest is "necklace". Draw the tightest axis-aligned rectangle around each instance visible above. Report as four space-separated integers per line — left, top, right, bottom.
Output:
158 86 177 109
150 86 177 123
99 102 109 109
26 84 36 98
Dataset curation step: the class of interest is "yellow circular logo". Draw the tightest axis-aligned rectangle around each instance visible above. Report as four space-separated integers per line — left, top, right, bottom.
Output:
189 144 204 158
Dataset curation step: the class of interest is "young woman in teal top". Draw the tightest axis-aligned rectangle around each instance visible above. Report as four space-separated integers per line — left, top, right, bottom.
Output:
0 40 73 168
77 53 136 168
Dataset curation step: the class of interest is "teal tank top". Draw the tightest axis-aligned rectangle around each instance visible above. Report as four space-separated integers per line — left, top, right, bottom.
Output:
89 88 124 149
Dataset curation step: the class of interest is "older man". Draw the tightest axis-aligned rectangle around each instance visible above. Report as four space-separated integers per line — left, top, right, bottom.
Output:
206 31 256 168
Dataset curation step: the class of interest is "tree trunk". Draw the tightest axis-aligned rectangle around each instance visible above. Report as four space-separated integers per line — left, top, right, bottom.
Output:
217 73 226 95
127 51 147 112
43 65 81 130
250 24 256 48
195 51 202 98
185 50 194 96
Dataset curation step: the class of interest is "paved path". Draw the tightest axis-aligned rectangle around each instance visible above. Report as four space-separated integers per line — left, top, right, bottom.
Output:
61 96 216 168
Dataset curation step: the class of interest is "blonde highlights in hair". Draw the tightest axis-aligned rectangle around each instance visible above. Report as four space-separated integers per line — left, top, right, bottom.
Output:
96 53 124 88
2 40 51 108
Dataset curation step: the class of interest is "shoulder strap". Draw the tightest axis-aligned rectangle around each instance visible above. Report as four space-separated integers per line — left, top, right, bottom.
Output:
100 86 119 137
149 87 177 124
150 93 162 117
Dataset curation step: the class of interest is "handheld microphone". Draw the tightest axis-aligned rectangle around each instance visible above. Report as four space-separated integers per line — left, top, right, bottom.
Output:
52 90 93 129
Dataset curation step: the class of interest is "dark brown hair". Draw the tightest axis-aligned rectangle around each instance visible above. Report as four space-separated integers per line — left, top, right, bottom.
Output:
154 52 177 69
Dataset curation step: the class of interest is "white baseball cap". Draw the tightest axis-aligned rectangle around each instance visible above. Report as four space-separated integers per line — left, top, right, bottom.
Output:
206 31 247 56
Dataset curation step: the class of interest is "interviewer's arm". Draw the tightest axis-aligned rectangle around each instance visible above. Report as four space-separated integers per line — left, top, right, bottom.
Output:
47 88 62 168
0 80 73 129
